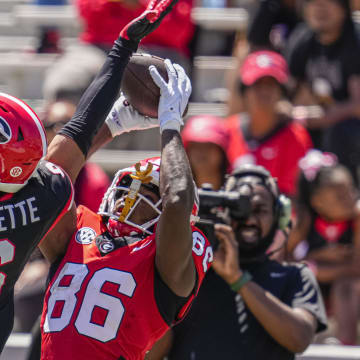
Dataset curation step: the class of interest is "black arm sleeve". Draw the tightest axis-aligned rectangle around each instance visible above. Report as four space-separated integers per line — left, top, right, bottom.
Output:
58 38 135 156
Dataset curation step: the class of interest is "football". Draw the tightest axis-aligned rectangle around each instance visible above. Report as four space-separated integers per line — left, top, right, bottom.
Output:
121 53 168 118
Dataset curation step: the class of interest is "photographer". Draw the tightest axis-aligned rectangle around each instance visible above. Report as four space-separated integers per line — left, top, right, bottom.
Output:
147 165 327 360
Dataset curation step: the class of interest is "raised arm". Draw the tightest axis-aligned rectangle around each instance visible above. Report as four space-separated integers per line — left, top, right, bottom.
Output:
45 0 178 182
150 60 196 297
40 0 178 262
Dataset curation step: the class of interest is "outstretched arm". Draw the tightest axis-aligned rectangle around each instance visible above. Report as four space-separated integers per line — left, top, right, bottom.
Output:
151 60 196 297
45 0 178 182
40 0 178 262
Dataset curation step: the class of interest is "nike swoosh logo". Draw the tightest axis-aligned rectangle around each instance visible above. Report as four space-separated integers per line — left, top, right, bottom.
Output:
131 240 152 253
270 272 286 278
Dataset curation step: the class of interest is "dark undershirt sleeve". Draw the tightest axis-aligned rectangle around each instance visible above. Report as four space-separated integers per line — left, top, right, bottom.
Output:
154 267 197 326
58 38 134 156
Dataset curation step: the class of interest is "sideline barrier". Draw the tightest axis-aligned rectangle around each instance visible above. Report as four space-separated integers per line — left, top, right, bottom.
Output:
1 333 31 360
2 334 360 360
297 344 360 360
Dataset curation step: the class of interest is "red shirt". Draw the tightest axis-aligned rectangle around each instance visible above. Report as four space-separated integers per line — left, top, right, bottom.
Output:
225 114 312 196
76 0 195 56
74 162 109 213
41 206 212 360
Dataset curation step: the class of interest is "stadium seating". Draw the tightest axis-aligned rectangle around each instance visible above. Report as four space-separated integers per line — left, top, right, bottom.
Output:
0 1 242 102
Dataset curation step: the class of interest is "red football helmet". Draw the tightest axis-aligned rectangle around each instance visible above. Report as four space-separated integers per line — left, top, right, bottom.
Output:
99 157 199 238
0 93 47 193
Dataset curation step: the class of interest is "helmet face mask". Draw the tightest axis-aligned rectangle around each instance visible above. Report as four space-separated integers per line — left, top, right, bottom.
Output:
99 158 163 237
104 182 162 237
99 157 200 238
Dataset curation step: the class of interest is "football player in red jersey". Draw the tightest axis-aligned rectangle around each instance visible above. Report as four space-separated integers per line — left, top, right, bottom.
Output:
0 0 183 354
40 65 212 359
34 1 212 359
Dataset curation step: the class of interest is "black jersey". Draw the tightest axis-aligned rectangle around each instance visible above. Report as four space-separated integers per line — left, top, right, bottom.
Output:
285 22 360 102
247 0 300 49
169 260 327 360
0 160 73 352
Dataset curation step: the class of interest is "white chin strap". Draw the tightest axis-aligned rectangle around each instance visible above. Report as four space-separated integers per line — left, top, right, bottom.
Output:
0 180 27 193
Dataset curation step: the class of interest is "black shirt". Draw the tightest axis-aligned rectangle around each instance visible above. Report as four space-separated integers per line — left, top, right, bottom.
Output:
285 22 360 102
169 260 327 360
248 0 300 49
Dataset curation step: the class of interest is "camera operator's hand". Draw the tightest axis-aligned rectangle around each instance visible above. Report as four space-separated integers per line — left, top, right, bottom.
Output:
212 224 243 284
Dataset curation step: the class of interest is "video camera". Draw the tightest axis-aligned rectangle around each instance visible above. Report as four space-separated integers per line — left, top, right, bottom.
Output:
196 184 252 248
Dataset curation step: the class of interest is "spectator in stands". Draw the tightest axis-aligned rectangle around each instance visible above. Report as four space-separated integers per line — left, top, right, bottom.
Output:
44 0 194 150
247 0 302 51
287 150 360 345
43 46 106 106
146 164 327 360
225 50 312 197
181 115 230 191
43 100 110 212
285 0 360 184
36 27 62 54
76 0 195 69
34 0 66 53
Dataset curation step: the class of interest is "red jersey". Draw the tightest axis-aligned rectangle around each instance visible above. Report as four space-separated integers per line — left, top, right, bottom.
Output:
225 114 312 196
41 206 212 360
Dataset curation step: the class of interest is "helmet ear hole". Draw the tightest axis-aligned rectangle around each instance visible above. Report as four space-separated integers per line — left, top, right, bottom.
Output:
119 174 132 187
17 127 24 141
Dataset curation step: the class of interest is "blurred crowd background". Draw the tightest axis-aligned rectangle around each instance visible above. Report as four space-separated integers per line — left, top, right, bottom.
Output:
5 0 360 355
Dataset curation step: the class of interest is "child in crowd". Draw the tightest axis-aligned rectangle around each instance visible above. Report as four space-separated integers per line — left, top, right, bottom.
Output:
182 115 230 190
288 149 360 345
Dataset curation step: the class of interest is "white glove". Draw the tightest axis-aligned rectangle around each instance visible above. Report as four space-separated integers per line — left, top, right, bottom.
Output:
149 59 192 133
105 94 158 137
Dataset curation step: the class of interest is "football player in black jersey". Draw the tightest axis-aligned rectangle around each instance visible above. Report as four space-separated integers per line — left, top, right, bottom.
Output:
0 93 74 353
0 0 177 352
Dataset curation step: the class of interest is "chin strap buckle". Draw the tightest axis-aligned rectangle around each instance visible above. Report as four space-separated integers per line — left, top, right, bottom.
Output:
119 162 153 222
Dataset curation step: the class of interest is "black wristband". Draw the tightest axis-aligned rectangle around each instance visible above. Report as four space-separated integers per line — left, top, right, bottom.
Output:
58 38 133 156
